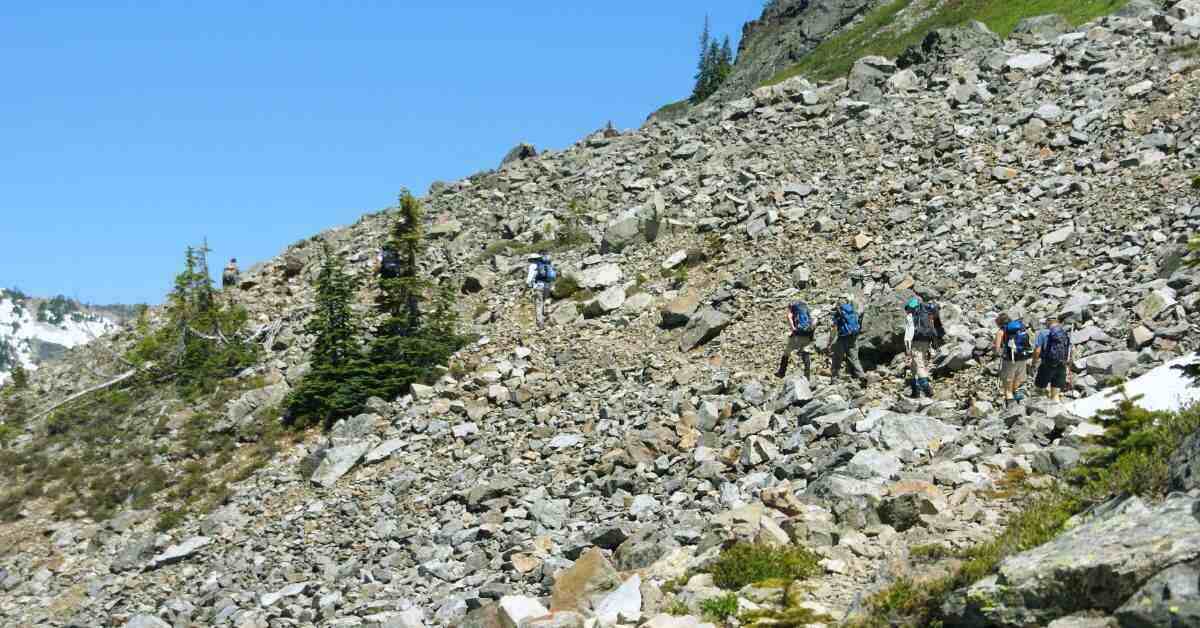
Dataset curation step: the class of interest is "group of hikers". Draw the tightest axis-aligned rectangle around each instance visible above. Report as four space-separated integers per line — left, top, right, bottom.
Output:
777 295 1074 404
374 247 1073 405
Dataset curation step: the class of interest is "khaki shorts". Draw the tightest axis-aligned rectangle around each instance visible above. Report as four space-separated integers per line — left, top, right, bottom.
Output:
1000 359 1029 387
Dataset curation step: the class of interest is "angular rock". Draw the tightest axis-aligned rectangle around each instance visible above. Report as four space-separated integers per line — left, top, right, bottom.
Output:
679 307 730 352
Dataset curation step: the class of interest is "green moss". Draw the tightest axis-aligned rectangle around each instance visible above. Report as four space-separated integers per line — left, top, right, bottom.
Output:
764 0 1129 85
708 542 820 591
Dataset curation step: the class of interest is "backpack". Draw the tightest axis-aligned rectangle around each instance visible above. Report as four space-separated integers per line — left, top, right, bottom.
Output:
535 259 557 283
913 303 944 342
1004 320 1033 360
833 303 861 337
789 302 814 336
380 247 402 278
1044 326 1071 364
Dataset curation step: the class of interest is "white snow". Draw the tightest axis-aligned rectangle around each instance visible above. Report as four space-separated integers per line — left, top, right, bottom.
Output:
0 296 116 383
1066 353 1200 418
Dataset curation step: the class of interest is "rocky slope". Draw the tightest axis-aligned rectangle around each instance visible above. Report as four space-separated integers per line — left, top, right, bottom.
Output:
3 2 1200 627
0 291 121 384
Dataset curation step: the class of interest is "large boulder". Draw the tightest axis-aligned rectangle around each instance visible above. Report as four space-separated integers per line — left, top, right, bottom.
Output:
660 291 700 329
875 413 961 452
550 548 622 614
602 206 660 253
679 307 730 352
500 143 537 168
1010 14 1071 44
1084 351 1139 378
897 20 1000 68
847 56 896 104
1115 559 1200 627
858 290 916 363
943 495 1200 626
578 263 623 290
583 285 626 318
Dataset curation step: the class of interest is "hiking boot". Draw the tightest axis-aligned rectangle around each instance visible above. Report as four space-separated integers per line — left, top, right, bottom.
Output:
919 378 934 398
1013 391 1026 403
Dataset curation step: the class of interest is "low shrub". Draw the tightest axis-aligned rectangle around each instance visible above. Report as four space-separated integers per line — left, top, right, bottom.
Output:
708 542 820 590
699 593 739 621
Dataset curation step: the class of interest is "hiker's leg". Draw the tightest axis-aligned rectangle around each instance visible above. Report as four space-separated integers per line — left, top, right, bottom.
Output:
847 335 865 379
776 351 790 377
535 286 546 327
830 338 844 379
800 350 812 381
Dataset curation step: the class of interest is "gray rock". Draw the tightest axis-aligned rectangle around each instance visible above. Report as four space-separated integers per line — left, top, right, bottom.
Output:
1084 351 1139 378
1171 430 1200 492
847 56 896 104
1011 14 1071 43
1114 559 1200 627
310 440 375 488
602 206 659 253
148 536 212 570
578 263 623 290
679 307 730 352
876 413 961 452
661 291 699 329
123 616 171 628
846 449 901 480
583 285 626 318
1006 52 1055 72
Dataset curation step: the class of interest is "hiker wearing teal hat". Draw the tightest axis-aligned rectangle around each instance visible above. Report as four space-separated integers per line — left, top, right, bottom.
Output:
904 296 945 398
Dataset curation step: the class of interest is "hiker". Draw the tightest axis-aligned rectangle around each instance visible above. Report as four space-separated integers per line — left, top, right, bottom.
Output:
378 243 401 280
826 294 866 384
777 301 816 381
1033 315 1072 403
525 253 556 328
904 297 945 398
222 258 240 289
994 313 1034 405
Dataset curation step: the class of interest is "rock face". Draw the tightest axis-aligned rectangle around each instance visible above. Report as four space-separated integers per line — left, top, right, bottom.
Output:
713 0 877 102
945 496 1200 626
847 56 896 103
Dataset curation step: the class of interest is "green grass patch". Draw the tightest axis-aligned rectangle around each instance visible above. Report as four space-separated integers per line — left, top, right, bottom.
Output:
551 274 582 300
708 542 821 590
699 593 740 621
764 0 1129 85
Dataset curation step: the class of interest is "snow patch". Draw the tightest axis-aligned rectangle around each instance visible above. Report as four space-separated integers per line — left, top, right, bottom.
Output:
0 296 117 383
1066 354 1200 418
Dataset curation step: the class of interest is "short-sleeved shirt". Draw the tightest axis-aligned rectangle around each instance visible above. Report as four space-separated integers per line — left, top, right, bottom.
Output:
1035 329 1050 352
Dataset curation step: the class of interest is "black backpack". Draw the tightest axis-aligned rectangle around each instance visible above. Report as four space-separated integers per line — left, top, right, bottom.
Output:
789 302 814 336
913 303 944 342
380 247 402 278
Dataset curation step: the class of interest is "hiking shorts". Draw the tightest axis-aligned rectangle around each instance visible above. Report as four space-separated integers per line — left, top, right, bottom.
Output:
1035 361 1068 390
787 333 814 353
1000 359 1029 387
910 339 933 379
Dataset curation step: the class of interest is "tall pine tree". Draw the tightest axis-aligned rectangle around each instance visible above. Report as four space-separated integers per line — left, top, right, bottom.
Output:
365 191 463 403
690 17 735 104
284 244 372 428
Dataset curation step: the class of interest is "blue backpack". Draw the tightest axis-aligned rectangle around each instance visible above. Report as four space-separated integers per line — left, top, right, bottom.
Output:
834 303 861 337
535 259 557 282
1044 326 1071 364
1004 320 1033 360
789 302 814 336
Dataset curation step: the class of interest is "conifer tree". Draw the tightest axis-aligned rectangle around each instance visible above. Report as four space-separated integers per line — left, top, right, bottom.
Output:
690 18 735 104
128 245 257 396
284 244 371 428
365 191 463 403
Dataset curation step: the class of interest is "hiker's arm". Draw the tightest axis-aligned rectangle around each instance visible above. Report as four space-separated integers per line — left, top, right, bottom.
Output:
525 264 536 287
787 311 795 334
993 330 1003 355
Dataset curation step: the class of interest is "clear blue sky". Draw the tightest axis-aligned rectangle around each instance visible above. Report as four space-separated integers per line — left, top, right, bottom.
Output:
0 2 756 305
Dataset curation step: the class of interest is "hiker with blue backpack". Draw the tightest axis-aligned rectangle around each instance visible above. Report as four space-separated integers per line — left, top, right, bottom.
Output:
777 301 817 380
826 294 867 385
1032 315 1072 402
525 253 557 328
994 313 1035 405
904 297 945 398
